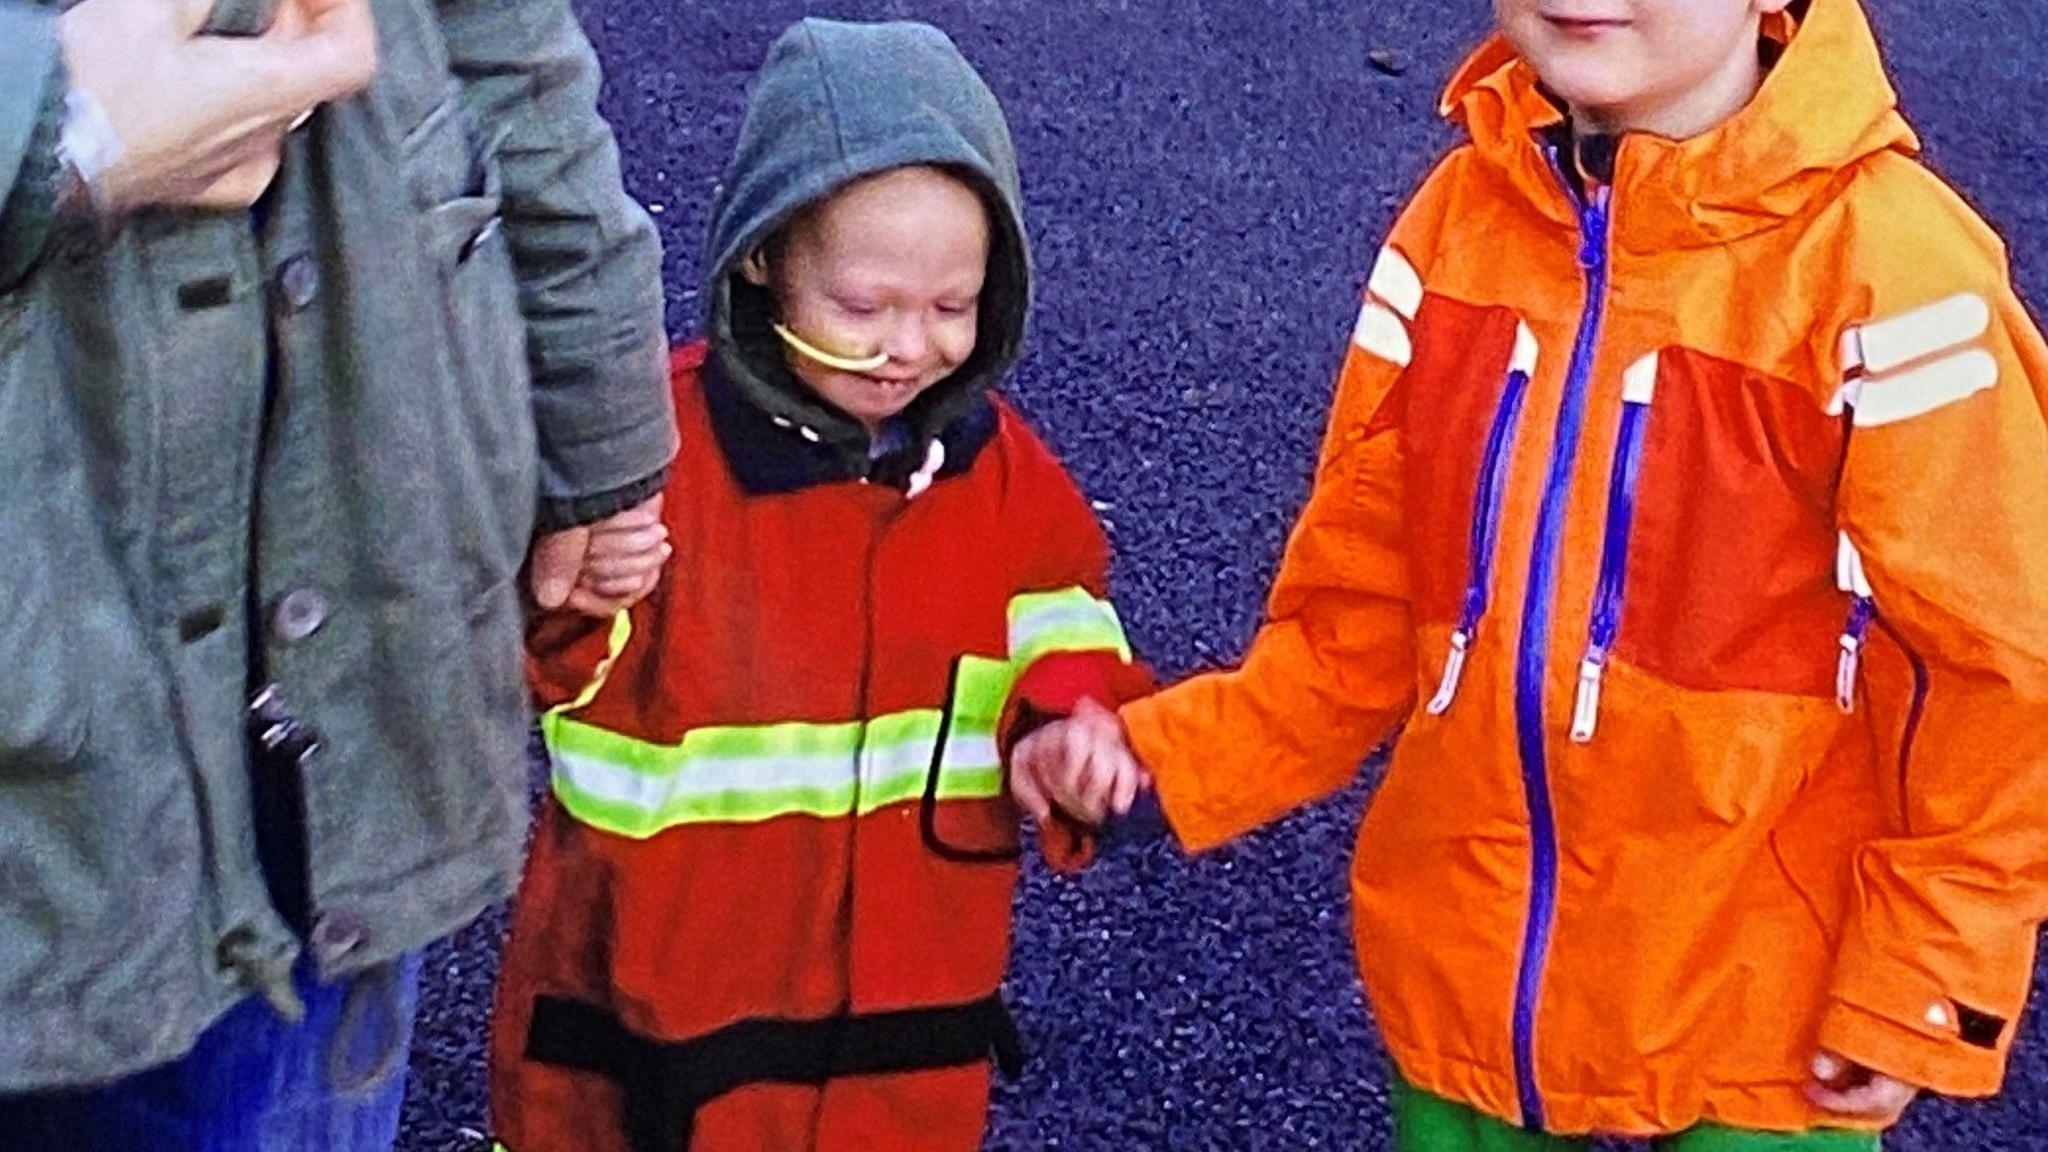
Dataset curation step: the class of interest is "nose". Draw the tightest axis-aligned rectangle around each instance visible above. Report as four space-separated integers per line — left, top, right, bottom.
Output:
881 314 932 365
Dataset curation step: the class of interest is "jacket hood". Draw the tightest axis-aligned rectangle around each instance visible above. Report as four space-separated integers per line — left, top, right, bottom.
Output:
1438 0 1918 249
703 19 1031 462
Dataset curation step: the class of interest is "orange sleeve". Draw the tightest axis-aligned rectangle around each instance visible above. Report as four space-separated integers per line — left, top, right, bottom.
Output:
1117 164 1458 853
1818 170 2048 1097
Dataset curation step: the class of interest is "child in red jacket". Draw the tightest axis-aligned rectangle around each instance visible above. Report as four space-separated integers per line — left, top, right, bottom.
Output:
487 19 1148 1152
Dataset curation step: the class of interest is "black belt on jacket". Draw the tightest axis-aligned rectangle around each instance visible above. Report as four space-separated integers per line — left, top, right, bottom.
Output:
525 992 1024 1152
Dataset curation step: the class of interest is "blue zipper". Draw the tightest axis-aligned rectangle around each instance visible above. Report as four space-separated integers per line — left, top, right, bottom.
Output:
1509 166 1612 1132
1569 398 1652 743
1836 595 1876 712
1427 366 1534 715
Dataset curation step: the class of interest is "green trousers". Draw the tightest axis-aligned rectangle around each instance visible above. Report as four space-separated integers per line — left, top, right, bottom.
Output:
1392 1077 1880 1152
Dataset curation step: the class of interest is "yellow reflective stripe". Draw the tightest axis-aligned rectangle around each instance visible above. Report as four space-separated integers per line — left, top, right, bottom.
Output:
547 609 634 717
1007 586 1131 666
953 654 1015 728
546 705 1007 840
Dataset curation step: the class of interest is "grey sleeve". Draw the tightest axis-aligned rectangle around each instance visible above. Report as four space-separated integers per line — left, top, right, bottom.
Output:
436 0 676 532
0 5 65 292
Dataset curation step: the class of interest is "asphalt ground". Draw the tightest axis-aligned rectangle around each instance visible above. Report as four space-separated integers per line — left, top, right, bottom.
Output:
400 3 2048 1147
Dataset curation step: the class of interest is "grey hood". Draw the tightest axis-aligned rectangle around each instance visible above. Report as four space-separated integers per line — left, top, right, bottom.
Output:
703 18 1031 462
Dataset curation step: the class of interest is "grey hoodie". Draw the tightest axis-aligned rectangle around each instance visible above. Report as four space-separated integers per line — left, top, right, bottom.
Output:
704 19 1032 471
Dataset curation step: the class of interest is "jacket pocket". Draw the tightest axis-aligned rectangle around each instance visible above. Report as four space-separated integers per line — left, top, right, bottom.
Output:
1567 355 1656 742
0 299 91 770
919 655 1021 864
1589 347 1848 703
410 98 537 588
1424 322 1537 716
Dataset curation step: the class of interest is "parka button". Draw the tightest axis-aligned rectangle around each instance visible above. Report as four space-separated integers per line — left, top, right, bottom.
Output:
270 587 330 644
310 910 367 966
277 254 320 312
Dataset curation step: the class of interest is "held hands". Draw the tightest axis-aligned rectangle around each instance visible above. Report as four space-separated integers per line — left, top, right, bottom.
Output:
1008 697 1150 827
528 495 671 618
57 0 378 214
1805 1050 1919 1123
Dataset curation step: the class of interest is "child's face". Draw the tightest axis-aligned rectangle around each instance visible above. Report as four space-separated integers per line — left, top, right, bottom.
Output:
749 167 991 435
1494 0 1790 138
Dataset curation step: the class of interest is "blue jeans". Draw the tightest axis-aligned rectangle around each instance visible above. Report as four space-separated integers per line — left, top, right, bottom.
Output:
0 952 422 1152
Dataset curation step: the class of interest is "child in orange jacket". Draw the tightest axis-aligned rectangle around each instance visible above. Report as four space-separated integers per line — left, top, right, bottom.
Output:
489 20 1149 1152
1021 0 2048 1147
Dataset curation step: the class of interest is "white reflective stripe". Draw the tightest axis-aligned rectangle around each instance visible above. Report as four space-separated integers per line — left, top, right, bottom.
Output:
558 745 858 811
1855 294 1992 375
938 733 1001 771
1008 592 1131 664
1622 350 1659 405
1826 377 1861 417
1852 349 1999 428
1836 533 1873 598
1010 603 1117 643
1511 321 1540 377
553 730 1001 822
1366 246 1424 321
1352 300 1412 367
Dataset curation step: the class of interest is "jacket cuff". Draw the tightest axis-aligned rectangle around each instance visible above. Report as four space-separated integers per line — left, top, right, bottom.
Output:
533 465 669 534
1817 993 2009 1099
1000 651 1149 875
1118 692 1238 854
998 650 1151 756
0 24 67 288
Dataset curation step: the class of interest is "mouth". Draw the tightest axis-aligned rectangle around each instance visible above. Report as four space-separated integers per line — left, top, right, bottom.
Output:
858 374 924 393
1541 12 1628 36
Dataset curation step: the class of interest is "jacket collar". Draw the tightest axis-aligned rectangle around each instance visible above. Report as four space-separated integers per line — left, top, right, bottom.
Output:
701 354 998 497
1438 0 1917 252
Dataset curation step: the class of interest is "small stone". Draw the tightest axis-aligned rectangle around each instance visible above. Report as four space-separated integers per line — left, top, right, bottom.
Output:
1369 49 1408 76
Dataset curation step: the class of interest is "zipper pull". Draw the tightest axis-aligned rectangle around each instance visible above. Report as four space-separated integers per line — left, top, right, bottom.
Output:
1837 597 1876 713
1426 629 1472 716
1570 653 1607 744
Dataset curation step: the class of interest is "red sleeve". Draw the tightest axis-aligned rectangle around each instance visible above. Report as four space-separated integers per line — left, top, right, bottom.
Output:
991 404 1154 870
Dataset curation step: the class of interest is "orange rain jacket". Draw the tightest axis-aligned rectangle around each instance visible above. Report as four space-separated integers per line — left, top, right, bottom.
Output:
1122 0 2048 1135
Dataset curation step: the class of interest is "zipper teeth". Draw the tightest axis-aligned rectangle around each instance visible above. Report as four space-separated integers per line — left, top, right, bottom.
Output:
1587 401 1652 652
1465 369 1534 632
1430 367 1534 718
1510 175 1611 1133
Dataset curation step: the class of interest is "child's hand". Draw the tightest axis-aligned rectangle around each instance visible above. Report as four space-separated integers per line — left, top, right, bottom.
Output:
1008 698 1149 826
529 495 671 617
1805 1050 1919 1122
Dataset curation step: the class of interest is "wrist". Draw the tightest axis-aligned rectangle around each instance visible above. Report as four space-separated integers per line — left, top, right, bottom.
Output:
56 84 125 220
